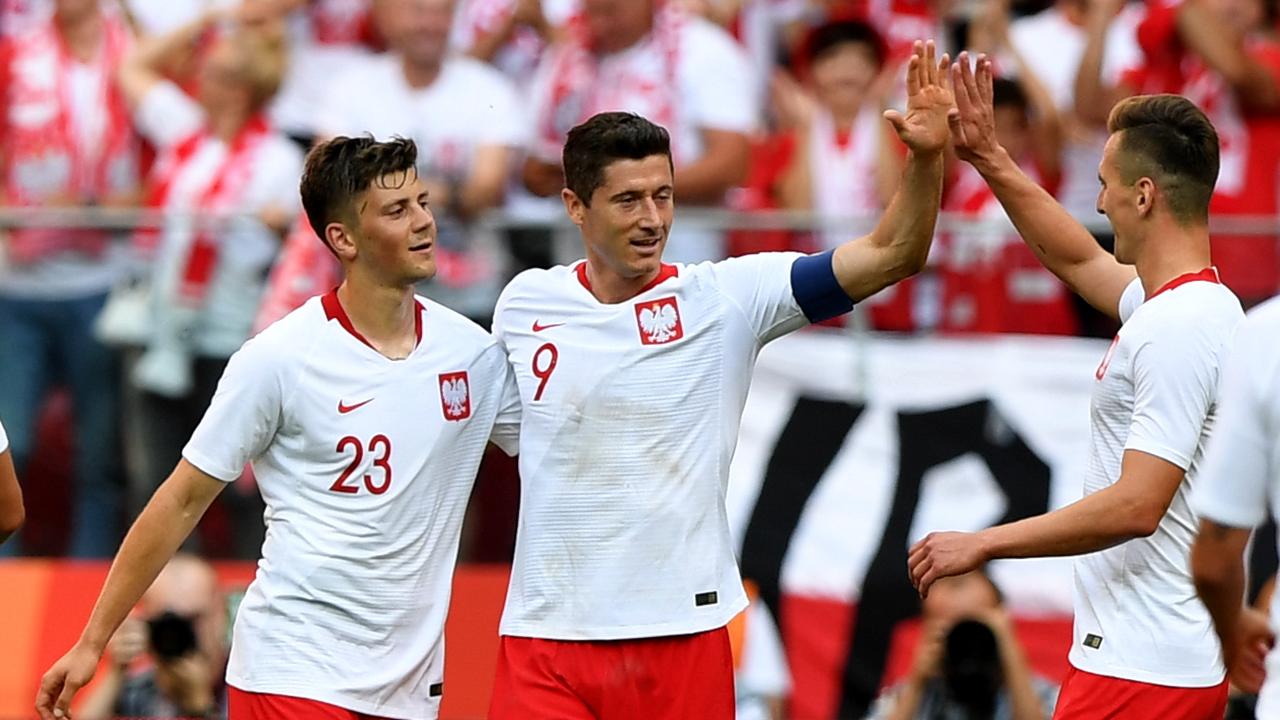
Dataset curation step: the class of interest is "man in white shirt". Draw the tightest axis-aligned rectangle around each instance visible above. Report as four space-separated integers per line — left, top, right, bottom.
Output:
521 0 759 263
0 419 24 545
488 40 953 719
35 136 521 720
1188 298 1280 710
323 0 524 321
908 57 1243 718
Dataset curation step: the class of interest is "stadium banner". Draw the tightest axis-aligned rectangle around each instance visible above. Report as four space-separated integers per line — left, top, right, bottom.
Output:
727 330 1105 719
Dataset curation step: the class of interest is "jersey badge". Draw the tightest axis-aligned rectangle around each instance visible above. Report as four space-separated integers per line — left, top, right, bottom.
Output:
439 371 471 421
635 296 684 345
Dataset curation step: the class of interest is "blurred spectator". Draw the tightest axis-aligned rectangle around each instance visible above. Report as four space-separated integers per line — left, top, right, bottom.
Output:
867 569 1057 720
1 0 48 37
253 209 339 330
0 0 142 557
78 554 230 719
454 0 578 85
1076 0 1280 306
110 6 301 556
0 418 25 545
522 0 758 262
1004 0 1140 227
768 20 897 250
794 0 947 65
322 0 525 323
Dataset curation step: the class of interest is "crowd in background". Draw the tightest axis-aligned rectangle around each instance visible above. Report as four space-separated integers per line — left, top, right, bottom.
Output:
1 0 1278 571
5 0 1278 717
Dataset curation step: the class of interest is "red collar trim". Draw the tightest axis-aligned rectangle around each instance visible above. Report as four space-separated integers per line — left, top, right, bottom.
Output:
1147 267 1221 301
321 289 424 351
575 262 679 295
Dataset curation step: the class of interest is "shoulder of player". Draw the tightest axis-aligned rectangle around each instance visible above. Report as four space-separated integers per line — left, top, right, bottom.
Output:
417 295 494 342
1129 285 1243 348
496 265 576 308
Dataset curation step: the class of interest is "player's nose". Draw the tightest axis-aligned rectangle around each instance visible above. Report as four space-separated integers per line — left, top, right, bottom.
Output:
411 200 435 232
637 197 661 229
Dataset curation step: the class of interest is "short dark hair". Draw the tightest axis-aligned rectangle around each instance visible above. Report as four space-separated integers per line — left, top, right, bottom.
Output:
562 112 672 207
1107 94 1219 225
299 135 418 249
991 77 1028 114
803 20 885 69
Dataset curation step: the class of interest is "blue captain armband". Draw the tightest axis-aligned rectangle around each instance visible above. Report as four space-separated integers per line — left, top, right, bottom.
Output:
790 250 854 323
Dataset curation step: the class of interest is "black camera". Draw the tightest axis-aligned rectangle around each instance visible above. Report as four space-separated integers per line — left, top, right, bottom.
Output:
940 619 1004 717
147 611 199 661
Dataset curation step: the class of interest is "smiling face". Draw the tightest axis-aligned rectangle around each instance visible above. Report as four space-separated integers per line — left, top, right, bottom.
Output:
563 154 674 285
1097 133 1145 264
330 169 437 285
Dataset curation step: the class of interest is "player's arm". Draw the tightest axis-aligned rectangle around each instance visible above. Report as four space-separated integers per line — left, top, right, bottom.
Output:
951 53 1135 319
0 448 24 544
829 41 950 302
35 460 225 720
117 12 219 108
908 449 1184 596
1177 0 1280 111
1191 519 1273 693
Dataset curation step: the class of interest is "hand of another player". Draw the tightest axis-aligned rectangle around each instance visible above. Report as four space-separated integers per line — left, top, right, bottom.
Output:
907 530 989 598
1225 607 1275 694
35 642 102 719
106 618 147 669
884 40 953 156
947 53 1005 170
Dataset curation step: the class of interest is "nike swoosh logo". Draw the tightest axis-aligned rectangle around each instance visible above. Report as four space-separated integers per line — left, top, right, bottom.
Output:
532 320 565 332
338 398 374 414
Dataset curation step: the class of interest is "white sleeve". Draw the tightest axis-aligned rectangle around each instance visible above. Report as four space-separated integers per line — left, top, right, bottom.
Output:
182 336 284 482
134 81 206 149
0 418 8 454
677 21 758 135
1117 277 1145 323
710 253 807 344
1124 328 1220 470
1191 315 1275 528
489 361 522 456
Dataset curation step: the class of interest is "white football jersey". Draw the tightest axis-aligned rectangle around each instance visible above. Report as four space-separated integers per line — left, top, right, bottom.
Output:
0 418 7 453
1190 297 1280 714
493 254 815 640
182 290 520 719
1071 269 1242 686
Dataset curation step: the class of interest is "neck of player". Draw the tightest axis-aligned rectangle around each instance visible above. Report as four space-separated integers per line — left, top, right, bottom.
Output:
337 277 418 360
583 257 660 305
1134 227 1212 298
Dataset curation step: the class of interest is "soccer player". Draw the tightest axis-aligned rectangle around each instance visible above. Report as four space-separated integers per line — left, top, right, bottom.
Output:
0 418 24 544
907 56 1243 718
35 136 520 720
1188 298 1280 704
487 40 953 719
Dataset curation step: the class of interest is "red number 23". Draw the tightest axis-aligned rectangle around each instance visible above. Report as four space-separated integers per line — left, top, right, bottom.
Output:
330 434 393 495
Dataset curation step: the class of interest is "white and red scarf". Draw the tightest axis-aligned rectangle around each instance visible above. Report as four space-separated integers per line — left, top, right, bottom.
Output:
141 113 273 307
1 14 137 263
808 107 884 249
535 1 684 161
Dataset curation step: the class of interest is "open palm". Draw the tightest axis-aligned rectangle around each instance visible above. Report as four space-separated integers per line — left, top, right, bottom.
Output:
885 40 954 155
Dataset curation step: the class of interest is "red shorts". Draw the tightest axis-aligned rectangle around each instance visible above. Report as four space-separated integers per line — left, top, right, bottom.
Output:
487 627 735 720
1052 666 1229 720
227 685 398 720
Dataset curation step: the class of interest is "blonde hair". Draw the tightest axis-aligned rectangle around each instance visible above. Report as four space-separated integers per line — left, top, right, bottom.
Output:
222 26 289 112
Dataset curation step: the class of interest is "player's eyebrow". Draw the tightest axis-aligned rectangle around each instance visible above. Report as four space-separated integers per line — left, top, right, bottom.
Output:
380 197 409 213
609 190 642 202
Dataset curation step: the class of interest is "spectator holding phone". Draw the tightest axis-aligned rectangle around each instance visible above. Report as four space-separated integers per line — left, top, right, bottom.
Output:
78 554 228 720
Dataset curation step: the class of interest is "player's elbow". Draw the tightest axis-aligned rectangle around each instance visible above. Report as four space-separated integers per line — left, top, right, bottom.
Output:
0 503 25 539
1117 497 1166 539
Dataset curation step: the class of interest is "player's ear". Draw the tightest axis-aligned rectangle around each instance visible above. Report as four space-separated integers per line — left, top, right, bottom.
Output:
326 223 358 262
1135 176 1155 218
562 188 588 227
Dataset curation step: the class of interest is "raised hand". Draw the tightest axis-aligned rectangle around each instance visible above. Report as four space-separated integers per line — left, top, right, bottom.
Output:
947 52 1004 168
884 40 954 155
907 530 989 598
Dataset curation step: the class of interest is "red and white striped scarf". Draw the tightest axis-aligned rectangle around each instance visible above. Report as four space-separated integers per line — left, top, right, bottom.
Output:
141 113 274 307
535 1 684 161
1 14 138 263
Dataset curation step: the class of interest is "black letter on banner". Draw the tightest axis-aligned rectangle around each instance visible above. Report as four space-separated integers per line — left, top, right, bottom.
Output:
837 399 1051 719
740 398 864 621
